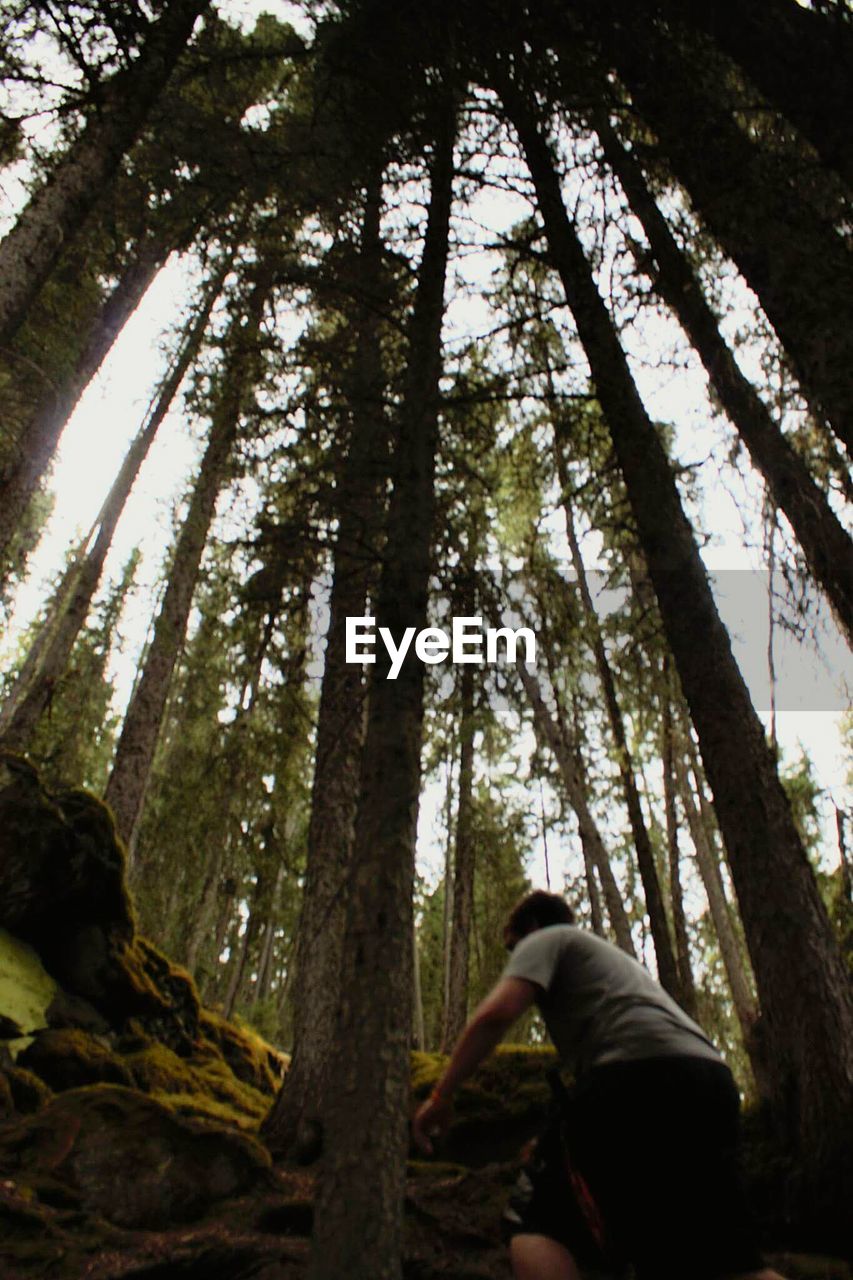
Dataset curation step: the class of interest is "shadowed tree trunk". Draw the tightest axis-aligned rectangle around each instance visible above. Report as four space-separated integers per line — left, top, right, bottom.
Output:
554 429 682 998
261 173 390 1159
571 6 853 454
671 721 761 1072
503 78 853 1191
0 273 222 752
308 98 455 1280
441 660 477 1051
660 663 696 1017
0 0 210 349
517 660 636 958
592 110 853 644
0 236 168 576
105 268 271 854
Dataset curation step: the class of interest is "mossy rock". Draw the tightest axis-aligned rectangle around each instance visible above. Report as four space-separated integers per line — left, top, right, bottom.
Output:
125 1041 270 1129
0 1084 272 1229
18 1028 134 1092
410 1045 558 1167
200 1008 285 1095
0 755 133 952
0 927 57 1058
2 1066 52 1115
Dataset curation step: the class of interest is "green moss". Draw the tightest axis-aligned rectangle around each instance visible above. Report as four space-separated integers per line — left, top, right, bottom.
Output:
4 1066 52 1114
18 1028 134 1091
0 927 57 1057
410 1044 559 1168
199 1008 284 1095
125 1041 270 1130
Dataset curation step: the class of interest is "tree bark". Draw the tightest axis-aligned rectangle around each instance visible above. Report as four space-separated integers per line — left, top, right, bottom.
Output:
0 273 220 752
660 665 697 1017
555 436 682 997
0 236 168 575
261 173 390 1158
593 111 853 645
441 660 477 1051
672 724 760 1053
517 660 636 958
587 8 852 454
104 269 270 854
0 0 210 349
505 82 853 1182
308 100 455 1280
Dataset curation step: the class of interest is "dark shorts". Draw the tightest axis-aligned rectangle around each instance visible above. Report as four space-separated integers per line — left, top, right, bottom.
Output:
502 1056 764 1280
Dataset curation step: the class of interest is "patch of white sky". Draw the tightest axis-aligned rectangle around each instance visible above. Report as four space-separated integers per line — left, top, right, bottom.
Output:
1 1 849 933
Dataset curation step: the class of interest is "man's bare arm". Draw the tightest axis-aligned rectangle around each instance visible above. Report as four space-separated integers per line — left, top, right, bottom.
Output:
412 977 538 1153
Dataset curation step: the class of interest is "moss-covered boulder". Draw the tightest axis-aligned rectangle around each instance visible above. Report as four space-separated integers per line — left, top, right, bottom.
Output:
0 1084 272 1228
410 1044 559 1166
0 756 133 953
0 926 57 1058
18 1028 135 1091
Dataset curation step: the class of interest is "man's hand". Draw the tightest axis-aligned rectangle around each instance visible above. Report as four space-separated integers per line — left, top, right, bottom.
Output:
412 1092 453 1155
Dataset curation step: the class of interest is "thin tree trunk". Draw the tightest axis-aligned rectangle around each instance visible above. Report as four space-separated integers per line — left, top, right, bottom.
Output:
517 660 636 958
262 173 390 1158
105 269 271 854
308 99 455 1280
442 758 455 1017
837 808 852 907
252 861 286 1009
660 664 697 1016
671 726 760 1056
412 915 426 1052
506 83 853 1180
582 840 605 937
0 274 221 752
441 660 477 1051
593 112 853 644
0 235 169 573
0 0 210 348
556 437 682 998
574 7 853 454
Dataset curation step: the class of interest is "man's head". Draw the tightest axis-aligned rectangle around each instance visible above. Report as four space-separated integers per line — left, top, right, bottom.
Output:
503 890 575 952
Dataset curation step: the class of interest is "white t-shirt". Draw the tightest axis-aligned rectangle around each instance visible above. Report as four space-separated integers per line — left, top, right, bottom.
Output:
502 924 721 1076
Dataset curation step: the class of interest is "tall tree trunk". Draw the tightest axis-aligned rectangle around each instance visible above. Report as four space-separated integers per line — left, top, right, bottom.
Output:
592 111 853 645
555 435 682 998
582 841 605 938
308 100 455 1280
660 664 697 1016
517 661 636 958
505 82 853 1188
252 861 286 1009
666 0 853 187
262 173 390 1158
104 269 271 854
441 660 477 1051
671 724 761 1069
0 0 210 349
412 916 426 1052
0 274 221 752
571 6 853 454
0 234 170 573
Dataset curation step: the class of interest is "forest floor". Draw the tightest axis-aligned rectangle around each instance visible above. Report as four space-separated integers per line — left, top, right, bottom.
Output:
1 1156 850 1280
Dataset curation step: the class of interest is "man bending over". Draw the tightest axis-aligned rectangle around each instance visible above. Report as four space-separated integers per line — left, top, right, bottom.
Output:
413 890 785 1280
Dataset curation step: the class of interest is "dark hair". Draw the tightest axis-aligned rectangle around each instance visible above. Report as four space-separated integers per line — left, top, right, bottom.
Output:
504 890 574 940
